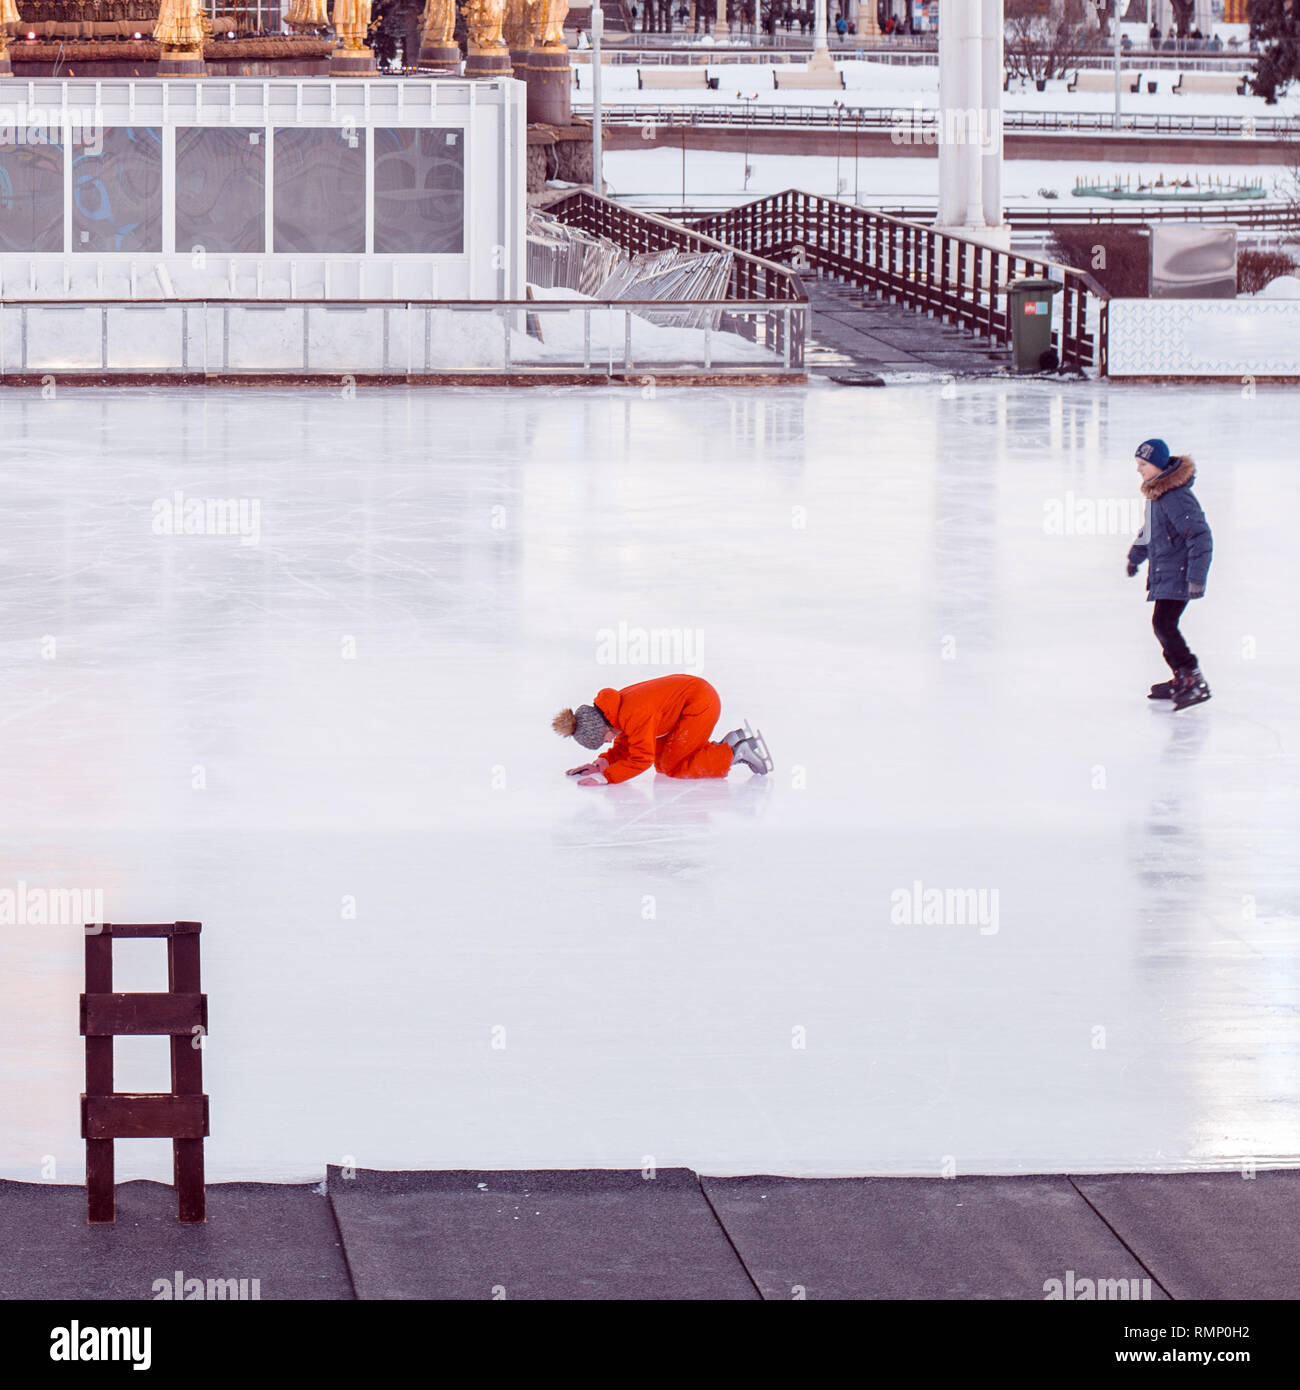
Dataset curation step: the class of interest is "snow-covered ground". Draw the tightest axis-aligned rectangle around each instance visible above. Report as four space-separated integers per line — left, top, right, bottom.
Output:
603 147 1295 210
1 380 1296 1184
575 56 1300 119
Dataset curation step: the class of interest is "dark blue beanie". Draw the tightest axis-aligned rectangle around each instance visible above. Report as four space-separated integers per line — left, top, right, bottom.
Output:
1135 438 1173 471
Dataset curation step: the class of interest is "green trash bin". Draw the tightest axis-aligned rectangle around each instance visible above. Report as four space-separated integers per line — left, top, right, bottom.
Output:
1005 277 1063 373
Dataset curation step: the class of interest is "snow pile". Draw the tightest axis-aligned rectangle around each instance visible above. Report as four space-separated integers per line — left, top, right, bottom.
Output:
519 283 777 365
1254 275 1300 299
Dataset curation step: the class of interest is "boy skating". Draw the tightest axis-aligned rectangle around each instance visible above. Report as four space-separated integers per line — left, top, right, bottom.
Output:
1126 439 1213 711
553 674 771 785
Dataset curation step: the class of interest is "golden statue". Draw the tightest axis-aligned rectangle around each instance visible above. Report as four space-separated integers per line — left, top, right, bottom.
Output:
285 0 330 26
503 0 538 53
419 0 457 49
0 0 19 75
535 0 568 49
462 0 507 50
332 0 372 52
154 0 205 53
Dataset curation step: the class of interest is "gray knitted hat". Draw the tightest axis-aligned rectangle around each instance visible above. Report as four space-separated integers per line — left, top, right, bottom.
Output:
572 705 611 750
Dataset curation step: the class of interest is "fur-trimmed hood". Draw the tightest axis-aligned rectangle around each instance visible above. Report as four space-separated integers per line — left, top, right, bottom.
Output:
1141 455 1196 500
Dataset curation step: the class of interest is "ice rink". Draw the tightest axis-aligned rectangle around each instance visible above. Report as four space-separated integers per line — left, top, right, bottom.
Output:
1 379 1296 1183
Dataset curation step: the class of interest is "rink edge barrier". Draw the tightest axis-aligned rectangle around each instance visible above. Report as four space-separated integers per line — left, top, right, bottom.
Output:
0 371 810 389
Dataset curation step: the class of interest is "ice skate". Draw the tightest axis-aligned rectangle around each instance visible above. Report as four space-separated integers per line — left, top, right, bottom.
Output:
1172 666 1211 711
722 728 748 750
1148 678 1176 700
731 722 773 775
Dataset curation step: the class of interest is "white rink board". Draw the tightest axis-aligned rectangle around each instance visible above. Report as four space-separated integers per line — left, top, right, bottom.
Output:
1108 298 1300 377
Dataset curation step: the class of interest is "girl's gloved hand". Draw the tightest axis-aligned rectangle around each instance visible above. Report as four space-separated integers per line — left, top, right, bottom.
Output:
566 757 608 777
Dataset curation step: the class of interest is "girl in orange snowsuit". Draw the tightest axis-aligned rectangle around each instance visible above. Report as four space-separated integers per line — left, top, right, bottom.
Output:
552 674 763 785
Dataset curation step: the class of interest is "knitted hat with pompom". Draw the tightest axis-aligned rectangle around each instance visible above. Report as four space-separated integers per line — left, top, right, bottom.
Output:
553 704 612 750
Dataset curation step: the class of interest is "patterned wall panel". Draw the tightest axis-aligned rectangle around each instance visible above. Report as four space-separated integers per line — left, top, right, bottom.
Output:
1108 299 1300 377
73 128 163 254
175 128 267 255
373 128 465 256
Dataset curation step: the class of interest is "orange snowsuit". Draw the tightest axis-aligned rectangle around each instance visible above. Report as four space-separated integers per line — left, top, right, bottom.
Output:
593 675 734 784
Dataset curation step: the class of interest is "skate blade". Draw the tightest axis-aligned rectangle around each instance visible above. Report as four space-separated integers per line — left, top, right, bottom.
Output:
749 726 774 774
1174 692 1212 711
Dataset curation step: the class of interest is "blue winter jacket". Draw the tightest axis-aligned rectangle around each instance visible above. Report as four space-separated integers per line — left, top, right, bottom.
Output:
1126 456 1212 602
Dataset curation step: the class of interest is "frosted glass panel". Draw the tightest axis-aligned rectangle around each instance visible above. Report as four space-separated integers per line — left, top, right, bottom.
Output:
72 128 162 253
272 127 365 254
175 128 267 254
373 128 465 255
0 141 64 253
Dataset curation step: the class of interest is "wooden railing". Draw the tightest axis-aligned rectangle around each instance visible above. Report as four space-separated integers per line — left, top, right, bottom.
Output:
546 189 808 368
662 201 1295 233
683 190 1110 374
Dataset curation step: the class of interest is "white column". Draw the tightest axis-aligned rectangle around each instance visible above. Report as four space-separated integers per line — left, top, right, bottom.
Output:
810 0 833 69
715 0 729 38
980 0 1005 232
937 0 975 227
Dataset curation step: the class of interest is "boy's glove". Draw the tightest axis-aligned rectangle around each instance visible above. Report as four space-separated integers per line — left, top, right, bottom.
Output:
1188 583 1205 597
576 774 608 786
566 757 608 778
1126 560 1139 577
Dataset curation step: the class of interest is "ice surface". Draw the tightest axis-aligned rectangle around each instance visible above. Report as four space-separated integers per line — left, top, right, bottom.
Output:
0 379 1296 1183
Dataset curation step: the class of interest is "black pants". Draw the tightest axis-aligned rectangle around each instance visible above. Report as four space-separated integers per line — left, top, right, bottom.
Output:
1152 599 1195 672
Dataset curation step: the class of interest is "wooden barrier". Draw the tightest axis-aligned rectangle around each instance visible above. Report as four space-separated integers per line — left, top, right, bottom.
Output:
638 68 714 90
773 69 846 90
1068 70 1143 93
1173 72 1247 95
80 921 209 1223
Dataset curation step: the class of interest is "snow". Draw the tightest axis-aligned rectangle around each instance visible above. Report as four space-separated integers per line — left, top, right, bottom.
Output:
1 380 1296 1184
603 146 1295 212
1254 275 1300 299
521 286 777 365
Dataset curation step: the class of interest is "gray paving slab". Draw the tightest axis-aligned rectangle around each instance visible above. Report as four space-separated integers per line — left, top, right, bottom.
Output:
804 277 1011 378
701 1175 1168 1301
0 1180 352 1300
1073 1171 1300 1300
326 1166 759 1300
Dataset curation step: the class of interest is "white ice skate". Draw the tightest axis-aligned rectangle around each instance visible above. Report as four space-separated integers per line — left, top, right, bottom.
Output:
730 721 773 775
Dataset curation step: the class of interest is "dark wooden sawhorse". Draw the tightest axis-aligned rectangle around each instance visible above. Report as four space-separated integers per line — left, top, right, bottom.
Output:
80 921 209 1223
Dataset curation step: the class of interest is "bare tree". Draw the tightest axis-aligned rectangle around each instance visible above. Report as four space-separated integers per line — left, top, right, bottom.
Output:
1005 0 1099 85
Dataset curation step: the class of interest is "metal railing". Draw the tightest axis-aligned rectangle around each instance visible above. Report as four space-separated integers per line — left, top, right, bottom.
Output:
546 188 808 365
568 40 1260 69
0 297 804 379
683 190 1109 373
575 101 1300 140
